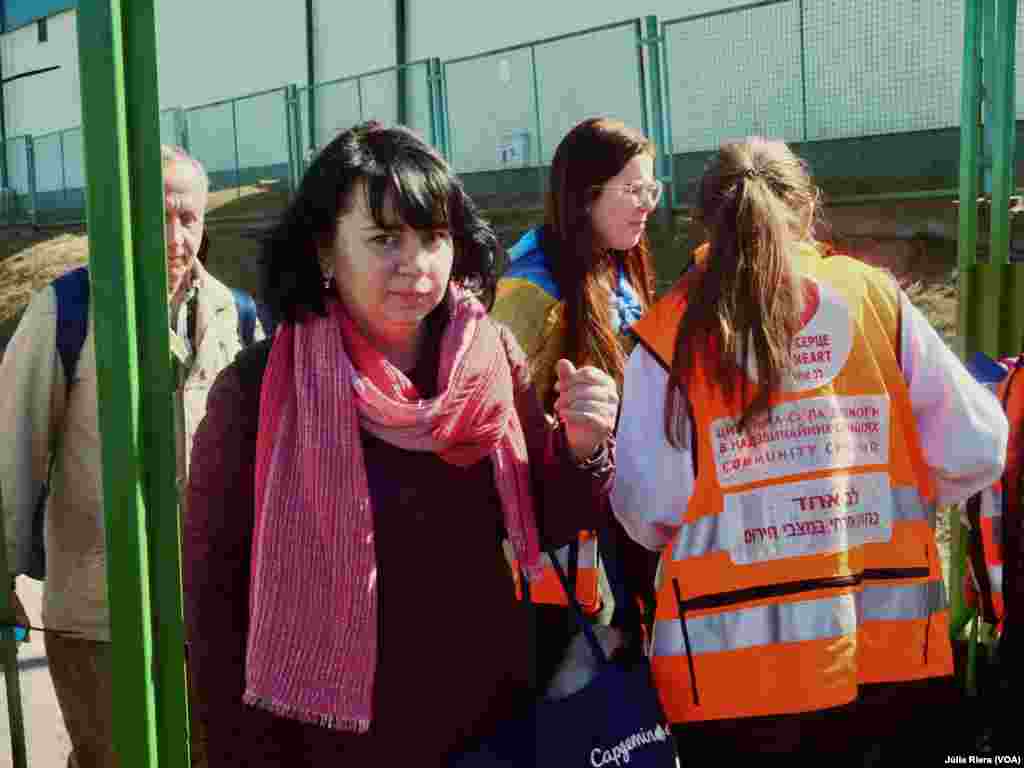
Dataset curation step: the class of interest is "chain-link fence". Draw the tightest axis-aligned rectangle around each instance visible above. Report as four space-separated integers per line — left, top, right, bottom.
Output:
443 19 650 210
2 110 181 225
4 4 1021 226
183 87 294 201
2 135 33 224
663 0 969 205
297 59 437 163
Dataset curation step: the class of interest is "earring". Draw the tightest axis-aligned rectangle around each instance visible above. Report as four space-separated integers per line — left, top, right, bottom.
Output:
322 268 334 289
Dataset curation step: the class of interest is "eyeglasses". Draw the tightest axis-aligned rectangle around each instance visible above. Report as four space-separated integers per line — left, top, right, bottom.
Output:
598 180 663 206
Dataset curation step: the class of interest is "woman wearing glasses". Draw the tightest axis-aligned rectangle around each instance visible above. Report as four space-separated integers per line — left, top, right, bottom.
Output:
491 117 661 684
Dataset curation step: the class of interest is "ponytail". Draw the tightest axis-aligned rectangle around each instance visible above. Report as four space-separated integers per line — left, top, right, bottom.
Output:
665 138 815 448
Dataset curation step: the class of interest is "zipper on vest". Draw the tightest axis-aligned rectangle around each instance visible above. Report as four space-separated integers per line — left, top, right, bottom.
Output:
668 566 935 695
671 578 700 706
676 567 932 614
676 573 862 614
862 567 930 581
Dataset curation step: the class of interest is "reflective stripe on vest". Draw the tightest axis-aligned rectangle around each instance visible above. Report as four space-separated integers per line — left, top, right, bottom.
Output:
631 246 951 724
511 532 602 613
651 580 948 658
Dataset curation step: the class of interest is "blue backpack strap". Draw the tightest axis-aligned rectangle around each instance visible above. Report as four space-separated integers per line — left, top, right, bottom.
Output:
53 266 90 393
231 288 257 347
28 267 90 581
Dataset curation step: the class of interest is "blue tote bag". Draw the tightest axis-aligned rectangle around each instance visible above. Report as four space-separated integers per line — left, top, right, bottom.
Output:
450 548 678 767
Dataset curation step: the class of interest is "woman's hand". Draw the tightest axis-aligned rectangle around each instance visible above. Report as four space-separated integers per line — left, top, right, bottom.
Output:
553 359 619 464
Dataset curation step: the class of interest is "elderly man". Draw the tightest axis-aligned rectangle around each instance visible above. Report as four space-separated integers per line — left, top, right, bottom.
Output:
1 145 263 768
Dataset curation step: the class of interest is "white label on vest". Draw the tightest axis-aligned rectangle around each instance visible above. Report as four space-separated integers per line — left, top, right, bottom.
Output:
722 471 893 564
712 394 890 487
738 277 854 393
785 278 853 392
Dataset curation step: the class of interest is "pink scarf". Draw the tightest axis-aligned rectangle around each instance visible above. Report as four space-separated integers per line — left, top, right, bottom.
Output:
243 288 541 733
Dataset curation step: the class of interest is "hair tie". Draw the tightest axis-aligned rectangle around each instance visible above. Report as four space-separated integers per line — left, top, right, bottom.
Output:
742 167 759 180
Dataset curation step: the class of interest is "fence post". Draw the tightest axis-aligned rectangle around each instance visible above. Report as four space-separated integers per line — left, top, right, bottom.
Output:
953 0 982 654
180 109 192 155
529 45 544 204
287 84 305 188
989 0 1017 264
25 136 37 227
641 15 671 225
0 526 28 768
173 108 188 151
439 61 452 164
60 130 68 205
432 59 451 162
231 98 242 198
77 0 169 764
426 59 441 154
285 86 297 194
798 0 809 142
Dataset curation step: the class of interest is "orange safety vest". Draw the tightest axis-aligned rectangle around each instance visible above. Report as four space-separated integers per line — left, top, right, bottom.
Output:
509 531 602 614
964 355 1024 629
631 244 952 725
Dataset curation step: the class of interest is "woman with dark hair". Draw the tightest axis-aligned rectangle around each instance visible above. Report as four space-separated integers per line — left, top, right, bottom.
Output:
182 122 620 766
491 117 660 679
613 137 1007 760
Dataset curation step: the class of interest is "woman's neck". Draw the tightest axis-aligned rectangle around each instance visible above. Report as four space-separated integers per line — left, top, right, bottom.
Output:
377 327 424 373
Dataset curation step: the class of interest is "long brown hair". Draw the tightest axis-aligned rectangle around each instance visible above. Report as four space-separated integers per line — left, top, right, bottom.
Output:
545 117 656 397
665 137 818 447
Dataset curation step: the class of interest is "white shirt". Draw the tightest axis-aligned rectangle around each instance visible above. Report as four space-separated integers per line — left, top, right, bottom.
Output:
612 291 1009 552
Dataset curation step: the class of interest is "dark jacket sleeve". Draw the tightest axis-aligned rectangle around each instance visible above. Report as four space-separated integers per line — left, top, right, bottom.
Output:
182 343 292 766
499 324 614 548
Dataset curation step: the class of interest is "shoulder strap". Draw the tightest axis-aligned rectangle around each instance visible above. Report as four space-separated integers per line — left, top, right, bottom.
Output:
546 547 609 666
231 288 257 347
53 266 90 393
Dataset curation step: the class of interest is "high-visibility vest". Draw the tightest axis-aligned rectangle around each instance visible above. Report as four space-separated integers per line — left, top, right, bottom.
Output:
508 530 602 614
963 354 1024 628
631 244 952 725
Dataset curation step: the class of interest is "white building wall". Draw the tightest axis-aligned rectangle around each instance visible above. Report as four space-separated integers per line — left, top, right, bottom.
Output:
1 10 79 138
155 0 305 111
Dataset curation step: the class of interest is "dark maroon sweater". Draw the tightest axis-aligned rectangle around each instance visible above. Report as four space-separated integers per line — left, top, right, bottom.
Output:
183 327 613 766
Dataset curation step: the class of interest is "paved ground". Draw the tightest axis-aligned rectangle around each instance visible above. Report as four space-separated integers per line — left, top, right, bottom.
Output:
1 578 72 768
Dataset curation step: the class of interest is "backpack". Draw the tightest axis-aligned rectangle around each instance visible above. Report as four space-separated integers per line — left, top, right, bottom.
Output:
24 266 262 580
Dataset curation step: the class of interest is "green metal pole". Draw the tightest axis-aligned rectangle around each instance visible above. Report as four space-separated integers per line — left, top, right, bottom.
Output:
122 2 191 766
982 0 996 199
990 0 1017 264
953 0 982 648
798 0 808 142
0 497 29 768
77 1 160 766
959 0 982 276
